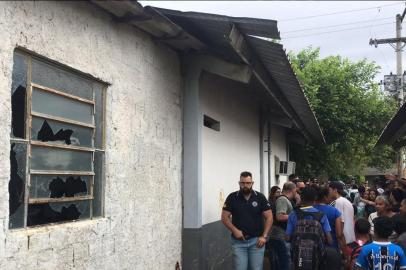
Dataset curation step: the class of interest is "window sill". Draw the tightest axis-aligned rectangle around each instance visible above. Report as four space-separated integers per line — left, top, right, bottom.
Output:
8 217 108 235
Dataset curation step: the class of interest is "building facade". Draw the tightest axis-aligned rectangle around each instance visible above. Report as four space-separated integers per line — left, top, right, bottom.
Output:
1 1 182 269
0 1 323 269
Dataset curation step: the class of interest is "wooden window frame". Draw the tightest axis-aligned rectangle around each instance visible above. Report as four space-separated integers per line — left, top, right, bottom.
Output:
10 50 106 228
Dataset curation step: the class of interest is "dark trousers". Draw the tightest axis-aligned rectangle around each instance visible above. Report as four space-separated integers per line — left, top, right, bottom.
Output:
322 247 342 270
268 239 291 270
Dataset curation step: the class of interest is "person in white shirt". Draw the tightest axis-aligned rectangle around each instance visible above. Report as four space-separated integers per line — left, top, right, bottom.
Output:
367 195 395 235
329 181 355 244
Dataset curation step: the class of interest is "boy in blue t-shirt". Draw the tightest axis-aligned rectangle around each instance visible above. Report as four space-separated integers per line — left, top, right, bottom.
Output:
355 216 406 270
286 186 332 245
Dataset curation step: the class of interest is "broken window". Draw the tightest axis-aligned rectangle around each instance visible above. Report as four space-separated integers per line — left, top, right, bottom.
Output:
11 52 27 139
31 117 93 147
9 50 106 228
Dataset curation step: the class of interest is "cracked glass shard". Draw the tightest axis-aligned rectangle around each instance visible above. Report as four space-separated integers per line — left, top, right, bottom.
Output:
31 146 92 171
9 142 27 228
31 117 93 147
32 88 93 124
32 58 93 100
27 200 90 226
30 175 89 198
12 86 26 139
93 151 104 217
11 52 27 139
94 82 104 149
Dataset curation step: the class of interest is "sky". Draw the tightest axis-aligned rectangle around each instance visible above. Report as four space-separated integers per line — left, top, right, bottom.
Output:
140 1 406 85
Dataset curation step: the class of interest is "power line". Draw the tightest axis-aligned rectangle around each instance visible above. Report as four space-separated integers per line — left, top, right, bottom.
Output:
377 46 391 71
279 2 404 22
282 21 395 39
283 17 392 34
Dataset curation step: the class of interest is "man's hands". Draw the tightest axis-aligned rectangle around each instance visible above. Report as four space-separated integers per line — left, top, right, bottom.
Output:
232 229 245 240
232 228 267 247
256 236 267 248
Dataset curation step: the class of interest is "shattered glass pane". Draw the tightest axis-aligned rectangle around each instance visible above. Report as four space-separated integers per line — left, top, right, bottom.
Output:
32 58 93 100
94 83 104 149
9 142 27 229
32 88 93 124
93 151 104 217
11 52 27 139
31 146 92 171
31 117 93 147
30 175 90 198
27 200 90 226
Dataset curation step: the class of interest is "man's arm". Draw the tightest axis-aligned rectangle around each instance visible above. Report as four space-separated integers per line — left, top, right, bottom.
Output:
221 210 244 240
256 209 273 248
335 216 347 256
276 213 289 222
276 197 289 222
321 215 333 246
285 214 295 242
325 232 333 246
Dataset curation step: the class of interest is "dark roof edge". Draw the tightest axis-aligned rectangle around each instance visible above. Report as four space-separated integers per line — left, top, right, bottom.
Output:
90 1 206 51
239 35 325 144
91 1 323 143
377 102 406 146
153 7 280 36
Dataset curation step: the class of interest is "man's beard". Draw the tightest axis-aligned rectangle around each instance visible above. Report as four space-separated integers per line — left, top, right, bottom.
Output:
241 187 252 195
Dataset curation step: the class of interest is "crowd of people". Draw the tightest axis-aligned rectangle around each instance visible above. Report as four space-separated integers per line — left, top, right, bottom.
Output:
221 172 406 270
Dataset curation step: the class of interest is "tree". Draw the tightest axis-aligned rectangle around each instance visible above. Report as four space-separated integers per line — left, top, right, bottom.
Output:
288 47 397 179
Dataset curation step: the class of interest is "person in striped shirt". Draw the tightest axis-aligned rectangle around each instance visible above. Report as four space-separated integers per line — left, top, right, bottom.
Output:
355 216 406 270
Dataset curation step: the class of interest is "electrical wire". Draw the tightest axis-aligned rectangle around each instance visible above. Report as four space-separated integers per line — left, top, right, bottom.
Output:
378 46 392 71
283 16 392 34
279 2 404 22
282 21 395 39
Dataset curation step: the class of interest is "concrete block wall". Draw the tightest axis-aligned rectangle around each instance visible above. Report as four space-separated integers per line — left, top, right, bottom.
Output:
0 1 182 269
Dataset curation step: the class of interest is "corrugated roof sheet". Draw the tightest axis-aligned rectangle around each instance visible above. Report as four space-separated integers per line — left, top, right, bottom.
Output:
151 6 324 143
245 36 323 143
377 102 406 145
154 7 280 40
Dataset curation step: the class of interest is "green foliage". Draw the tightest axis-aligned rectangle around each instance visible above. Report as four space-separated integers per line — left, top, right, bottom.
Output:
289 47 397 179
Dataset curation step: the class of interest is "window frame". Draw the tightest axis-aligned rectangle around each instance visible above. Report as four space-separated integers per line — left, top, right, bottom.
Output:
10 50 106 228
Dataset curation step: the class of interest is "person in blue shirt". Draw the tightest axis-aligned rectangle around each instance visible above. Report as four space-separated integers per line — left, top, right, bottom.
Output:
355 216 406 270
286 186 332 245
314 185 346 250
314 185 347 270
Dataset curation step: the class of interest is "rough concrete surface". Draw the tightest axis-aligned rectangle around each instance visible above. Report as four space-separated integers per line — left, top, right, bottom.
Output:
0 1 182 269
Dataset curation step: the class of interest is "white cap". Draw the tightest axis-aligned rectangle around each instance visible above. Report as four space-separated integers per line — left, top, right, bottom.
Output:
377 188 384 194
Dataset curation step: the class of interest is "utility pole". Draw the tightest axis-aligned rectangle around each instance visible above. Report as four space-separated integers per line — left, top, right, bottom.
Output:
370 7 406 178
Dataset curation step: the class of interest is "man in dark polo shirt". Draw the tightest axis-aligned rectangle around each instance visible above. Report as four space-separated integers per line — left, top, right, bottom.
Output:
221 171 273 270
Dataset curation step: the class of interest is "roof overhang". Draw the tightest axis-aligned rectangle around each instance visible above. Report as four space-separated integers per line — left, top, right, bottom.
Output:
377 102 406 148
91 1 325 144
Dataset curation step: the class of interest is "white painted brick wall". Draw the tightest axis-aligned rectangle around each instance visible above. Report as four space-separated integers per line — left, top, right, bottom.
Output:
0 1 182 269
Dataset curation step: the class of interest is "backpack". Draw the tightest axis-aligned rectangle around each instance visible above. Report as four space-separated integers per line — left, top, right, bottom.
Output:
346 240 371 270
291 208 327 270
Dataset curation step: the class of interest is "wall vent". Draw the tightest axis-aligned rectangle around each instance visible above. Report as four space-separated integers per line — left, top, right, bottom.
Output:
203 115 220 131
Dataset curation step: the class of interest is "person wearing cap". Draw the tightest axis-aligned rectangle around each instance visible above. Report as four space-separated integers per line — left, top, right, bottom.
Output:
329 181 356 244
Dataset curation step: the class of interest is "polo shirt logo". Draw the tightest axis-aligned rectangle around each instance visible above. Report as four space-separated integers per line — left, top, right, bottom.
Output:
252 201 258 207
